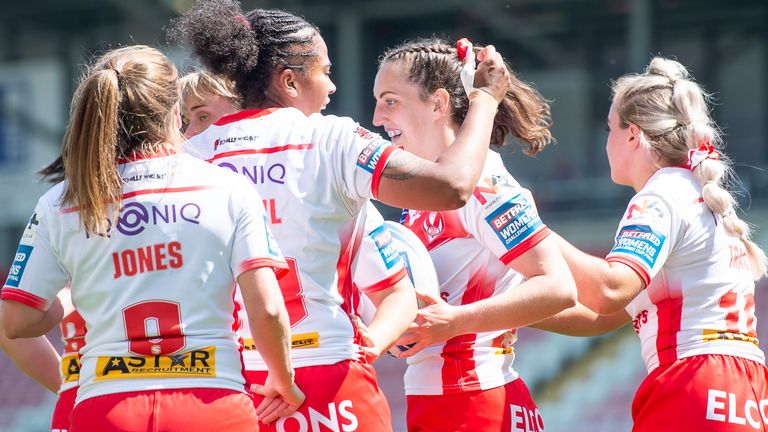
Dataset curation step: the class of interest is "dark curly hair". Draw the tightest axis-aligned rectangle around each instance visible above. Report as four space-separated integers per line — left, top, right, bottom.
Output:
380 38 553 155
169 0 320 107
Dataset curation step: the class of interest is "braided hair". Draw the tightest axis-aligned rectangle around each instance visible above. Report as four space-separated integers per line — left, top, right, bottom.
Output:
379 38 553 155
612 57 767 279
169 0 319 106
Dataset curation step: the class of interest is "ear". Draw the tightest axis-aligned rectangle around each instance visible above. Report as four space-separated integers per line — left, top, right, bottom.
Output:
628 123 643 148
275 68 300 99
432 88 451 118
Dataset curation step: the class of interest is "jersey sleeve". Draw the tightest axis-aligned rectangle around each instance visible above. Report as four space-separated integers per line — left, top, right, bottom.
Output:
351 205 407 294
327 116 401 203
605 192 676 287
463 175 550 265
2 199 69 311
229 176 288 278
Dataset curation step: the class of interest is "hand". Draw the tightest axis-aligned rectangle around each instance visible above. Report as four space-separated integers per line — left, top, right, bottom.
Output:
472 45 512 104
251 373 305 424
350 315 383 363
397 291 460 358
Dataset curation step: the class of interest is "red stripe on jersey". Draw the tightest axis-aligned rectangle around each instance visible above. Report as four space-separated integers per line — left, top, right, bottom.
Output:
499 226 551 265
606 256 651 287
655 297 683 366
440 265 497 393
337 216 366 317
358 267 408 294
1 287 49 311
206 144 315 163
61 186 214 213
371 145 400 200
117 146 177 164
238 257 290 279
213 108 279 126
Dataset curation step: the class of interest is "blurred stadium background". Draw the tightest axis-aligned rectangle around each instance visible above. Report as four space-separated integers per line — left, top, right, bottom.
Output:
1 0 767 431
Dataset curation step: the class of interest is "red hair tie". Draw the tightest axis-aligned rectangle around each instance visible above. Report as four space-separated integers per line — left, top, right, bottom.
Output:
687 140 719 170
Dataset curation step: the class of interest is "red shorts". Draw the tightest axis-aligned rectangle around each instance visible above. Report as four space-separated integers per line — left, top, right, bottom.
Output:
70 388 258 432
246 360 392 432
406 378 543 432
51 386 77 431
633 354 768 432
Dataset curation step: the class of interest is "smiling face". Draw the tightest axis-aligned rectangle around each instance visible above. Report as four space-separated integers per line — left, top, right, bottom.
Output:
182 91 238 138
292 35 336 115
372 60 448 160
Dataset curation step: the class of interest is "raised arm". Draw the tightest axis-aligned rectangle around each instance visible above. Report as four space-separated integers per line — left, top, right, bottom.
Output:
376 46 511 210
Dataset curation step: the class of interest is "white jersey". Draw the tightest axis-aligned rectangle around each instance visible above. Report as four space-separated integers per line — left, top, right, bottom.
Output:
356 215 440 326
607 167 765 372
2 151 287 403
183 108 407 368
401 152 550 395
238 203 407 370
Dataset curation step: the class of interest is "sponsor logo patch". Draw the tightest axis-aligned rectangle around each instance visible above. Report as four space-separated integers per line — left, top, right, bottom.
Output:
610 224 665 268
94 347 216 380
6 244 33 288
61 354 81 383
291 332 320 349
484 193 544 251
356 141 389 174
369 225 401 270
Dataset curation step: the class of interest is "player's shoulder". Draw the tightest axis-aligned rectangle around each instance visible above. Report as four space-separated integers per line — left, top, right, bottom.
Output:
37 181 67 211
307 112 384 149
176 153 249 189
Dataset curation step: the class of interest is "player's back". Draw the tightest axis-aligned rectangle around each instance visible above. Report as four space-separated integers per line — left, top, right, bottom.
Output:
185 108 396 367
27 151 281 402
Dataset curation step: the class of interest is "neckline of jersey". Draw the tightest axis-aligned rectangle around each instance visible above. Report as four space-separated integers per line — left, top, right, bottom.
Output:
214 108 281 126
117 145 177 164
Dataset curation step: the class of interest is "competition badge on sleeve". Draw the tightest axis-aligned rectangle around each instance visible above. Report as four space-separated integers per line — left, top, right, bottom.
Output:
610 198 667 269
5 212 39 288
484 193 544 252
368 225 402 270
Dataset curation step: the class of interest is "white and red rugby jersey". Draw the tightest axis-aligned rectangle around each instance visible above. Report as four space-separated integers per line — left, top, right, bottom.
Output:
2 151 287 404
401 151 550 395
607 167 765 372
184 108 406 368
237 203 407 370
356 214 440 326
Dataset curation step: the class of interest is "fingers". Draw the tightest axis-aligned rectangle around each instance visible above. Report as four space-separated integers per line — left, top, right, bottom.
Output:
477 44 497 62
256 396 286 423
249 382 267 396
415 290 440 305
258 399 294 425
